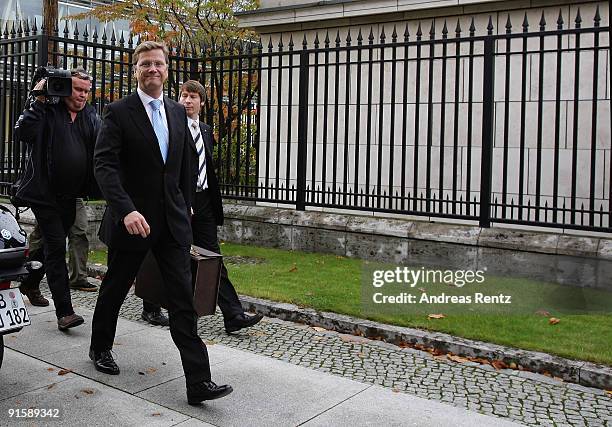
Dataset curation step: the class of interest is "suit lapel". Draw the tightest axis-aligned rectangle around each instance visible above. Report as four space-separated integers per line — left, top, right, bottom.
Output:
126 93 164 165
199 123 214 158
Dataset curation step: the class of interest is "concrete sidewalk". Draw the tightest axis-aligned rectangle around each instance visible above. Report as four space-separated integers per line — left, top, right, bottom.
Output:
0 302 520 426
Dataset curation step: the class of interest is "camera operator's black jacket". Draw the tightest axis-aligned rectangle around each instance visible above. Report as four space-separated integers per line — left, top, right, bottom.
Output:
14 98 101 208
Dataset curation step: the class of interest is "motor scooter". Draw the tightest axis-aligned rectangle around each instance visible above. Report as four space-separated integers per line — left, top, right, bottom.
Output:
0 205 41 370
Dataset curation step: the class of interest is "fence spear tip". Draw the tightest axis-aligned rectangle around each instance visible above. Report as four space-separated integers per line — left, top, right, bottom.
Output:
557 9 564 28
575 8 582 25
539 11 546 30
522 12 529 31
594 5 601 25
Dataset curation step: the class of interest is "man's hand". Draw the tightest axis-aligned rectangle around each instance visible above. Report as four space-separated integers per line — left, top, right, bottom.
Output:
123 211 150 238
32 79 47 103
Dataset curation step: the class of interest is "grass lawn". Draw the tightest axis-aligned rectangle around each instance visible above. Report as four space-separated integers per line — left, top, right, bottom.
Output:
89 243 612 365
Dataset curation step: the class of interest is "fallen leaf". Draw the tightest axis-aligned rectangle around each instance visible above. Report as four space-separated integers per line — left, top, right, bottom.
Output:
509 362 517 369
58 369 72 376
47 367 55 372
605 390 612 396
339 334 368 344
447 354 471 363
47 383 56 390
535 309 551 317
146 367 157 374
491 360 509 370
81 389 95 395
357 352 365 358
428 314 446 319
418 287 426 292
152 413 161 417
549 317 561 325
312 326 327 332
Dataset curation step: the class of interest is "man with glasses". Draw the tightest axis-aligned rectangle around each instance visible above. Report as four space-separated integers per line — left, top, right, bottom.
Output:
90 41 232 404
15 67 100 330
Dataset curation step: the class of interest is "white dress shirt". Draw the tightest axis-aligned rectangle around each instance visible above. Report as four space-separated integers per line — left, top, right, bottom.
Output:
137 87 169 133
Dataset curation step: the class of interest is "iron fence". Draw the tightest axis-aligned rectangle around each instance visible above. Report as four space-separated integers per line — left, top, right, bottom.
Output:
0 7 610 232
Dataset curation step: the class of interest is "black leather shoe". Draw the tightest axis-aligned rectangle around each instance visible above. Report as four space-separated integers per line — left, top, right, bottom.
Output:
224 313 263 334
186 380 233 405
89 348 120 375
142 310 169 327
69 280 98 292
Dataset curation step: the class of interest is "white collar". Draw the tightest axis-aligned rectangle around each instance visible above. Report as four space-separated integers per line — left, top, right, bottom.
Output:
187 116 199 128
137 87 164 107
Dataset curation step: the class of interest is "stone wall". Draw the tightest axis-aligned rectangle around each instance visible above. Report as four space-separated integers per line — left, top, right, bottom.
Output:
7 201 610 288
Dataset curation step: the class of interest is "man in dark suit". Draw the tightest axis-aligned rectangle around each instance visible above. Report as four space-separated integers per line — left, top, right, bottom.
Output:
178 80 263 333
90 41 232 404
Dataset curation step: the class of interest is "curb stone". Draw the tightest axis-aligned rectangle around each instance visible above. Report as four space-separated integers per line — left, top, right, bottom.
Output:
86 263 612 391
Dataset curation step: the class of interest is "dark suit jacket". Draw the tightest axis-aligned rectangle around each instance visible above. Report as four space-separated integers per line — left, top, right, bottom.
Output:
94 92 192 250
189 121 223 226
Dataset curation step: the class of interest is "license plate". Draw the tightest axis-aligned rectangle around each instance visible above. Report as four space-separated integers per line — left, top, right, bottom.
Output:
0 289 31 333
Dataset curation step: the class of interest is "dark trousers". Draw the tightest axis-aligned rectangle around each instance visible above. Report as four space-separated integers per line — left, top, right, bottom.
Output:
31 199 76 318
90 220 211 385
143 190 243 320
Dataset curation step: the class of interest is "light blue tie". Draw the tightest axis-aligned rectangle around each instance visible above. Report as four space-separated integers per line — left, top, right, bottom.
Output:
149 99 168 163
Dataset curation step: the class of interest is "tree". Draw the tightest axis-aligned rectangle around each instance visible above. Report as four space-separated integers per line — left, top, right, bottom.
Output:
69 0 261 194
70 0 259 51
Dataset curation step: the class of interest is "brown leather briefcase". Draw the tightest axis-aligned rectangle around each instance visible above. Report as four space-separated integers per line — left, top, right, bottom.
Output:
134 245 222 316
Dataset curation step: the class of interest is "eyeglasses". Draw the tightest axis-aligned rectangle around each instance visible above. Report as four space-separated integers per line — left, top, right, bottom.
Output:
137 61 167 69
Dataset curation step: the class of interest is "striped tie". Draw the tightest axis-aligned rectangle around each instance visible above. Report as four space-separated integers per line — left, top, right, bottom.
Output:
192 122 207 190
149 99 168 163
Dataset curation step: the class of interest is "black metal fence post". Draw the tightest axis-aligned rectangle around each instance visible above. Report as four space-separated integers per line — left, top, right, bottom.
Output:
37 33 48 67
479 18 495 228
296 47 310 211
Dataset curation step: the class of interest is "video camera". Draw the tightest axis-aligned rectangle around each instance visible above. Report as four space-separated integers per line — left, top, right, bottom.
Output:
30 66 72 104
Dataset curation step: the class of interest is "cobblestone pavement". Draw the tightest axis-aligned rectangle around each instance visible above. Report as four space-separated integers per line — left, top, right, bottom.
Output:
42 282 612 427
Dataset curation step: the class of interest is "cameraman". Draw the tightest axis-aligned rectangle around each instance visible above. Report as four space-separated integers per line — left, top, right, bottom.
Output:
15 67 100 331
